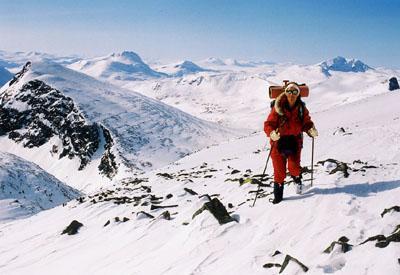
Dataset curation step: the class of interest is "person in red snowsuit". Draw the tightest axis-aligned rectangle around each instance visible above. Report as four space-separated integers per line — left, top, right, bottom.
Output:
264 82 318 204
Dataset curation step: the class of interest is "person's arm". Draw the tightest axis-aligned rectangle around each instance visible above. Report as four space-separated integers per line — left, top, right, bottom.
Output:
302 106 318 137
264 108 279 137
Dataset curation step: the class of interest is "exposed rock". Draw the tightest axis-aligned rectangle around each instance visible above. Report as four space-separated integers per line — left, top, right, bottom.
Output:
192 198 237 225
160 211 171 220
381 206 400 217
324 236 353 253
389 77 399 91
156 173 174 179
104 220 110 227
279 254 309 273
318 159 350 178
360 224 400 248
1 78 101 170
98 125 118 178
263 263 282 269
136 211 154 219
61 220 83 235
184 187 198 195
272 250 282 257
150 204 178 210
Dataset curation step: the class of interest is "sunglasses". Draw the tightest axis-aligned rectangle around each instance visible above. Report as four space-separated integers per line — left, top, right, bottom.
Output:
285 89 299 95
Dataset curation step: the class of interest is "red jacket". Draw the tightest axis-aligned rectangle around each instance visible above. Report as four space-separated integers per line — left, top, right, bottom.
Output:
264 93 314 139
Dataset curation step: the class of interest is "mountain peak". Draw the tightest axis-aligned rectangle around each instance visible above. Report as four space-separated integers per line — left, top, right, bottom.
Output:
109 51 144 64
320 56 371 75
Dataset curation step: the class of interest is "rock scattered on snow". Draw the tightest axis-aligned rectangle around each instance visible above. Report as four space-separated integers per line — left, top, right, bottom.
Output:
192 197 237 225
61 220 83 235
324 236 353 253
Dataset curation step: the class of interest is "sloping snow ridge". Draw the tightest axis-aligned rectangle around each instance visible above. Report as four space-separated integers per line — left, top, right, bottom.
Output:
68 51 167 81
0 151 80 222
0 60 238 191
0 86 399 274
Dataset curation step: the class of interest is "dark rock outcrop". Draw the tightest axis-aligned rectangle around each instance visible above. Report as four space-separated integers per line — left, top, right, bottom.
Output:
1 63 118 177
389 77 399 91
324 236 353 253
381 206 400 217
98 125 118 178
192 197 237 225
61 220 83 235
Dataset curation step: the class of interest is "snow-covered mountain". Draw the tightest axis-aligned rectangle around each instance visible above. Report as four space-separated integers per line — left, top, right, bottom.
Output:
68 51 167 81
320 56 371 76
0 50 81 71
0 151 80 222
120 58 395 130
155 60 212 77
0 66 13 86
0 83 399 274
0 60 238 191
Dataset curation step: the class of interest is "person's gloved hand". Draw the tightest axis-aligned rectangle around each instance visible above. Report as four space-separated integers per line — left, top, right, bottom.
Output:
307 126 318 138
270 130 280 141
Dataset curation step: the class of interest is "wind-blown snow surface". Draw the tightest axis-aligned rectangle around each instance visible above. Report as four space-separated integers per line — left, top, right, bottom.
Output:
0 151 80 222
0 61 238 191
1 85 399 274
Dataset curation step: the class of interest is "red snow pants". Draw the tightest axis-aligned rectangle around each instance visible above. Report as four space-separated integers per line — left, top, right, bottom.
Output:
271 142 302 185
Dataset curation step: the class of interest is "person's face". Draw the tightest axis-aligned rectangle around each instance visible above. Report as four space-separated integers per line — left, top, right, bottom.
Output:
285 89 299 106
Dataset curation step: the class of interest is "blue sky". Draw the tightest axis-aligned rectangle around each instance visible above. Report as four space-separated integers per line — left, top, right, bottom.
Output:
0 0 399 68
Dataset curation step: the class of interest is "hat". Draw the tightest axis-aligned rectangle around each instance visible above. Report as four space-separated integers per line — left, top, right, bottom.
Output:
285 83 300 93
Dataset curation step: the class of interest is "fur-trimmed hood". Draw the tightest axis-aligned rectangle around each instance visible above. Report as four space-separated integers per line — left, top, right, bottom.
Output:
274 92 303 116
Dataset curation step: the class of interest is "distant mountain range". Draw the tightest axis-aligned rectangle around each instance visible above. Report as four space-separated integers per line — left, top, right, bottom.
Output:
319 56 371 76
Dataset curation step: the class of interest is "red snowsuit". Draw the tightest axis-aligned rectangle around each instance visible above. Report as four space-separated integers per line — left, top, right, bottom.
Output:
264 94 314 184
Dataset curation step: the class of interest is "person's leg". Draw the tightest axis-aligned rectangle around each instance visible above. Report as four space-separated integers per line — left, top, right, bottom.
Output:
288 149 301 178
272 150 287 184
271 150 286 203
288 149 302 193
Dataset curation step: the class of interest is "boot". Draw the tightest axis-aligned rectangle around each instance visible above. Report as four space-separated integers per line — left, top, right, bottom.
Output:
272 182 284 204
292 175 303 194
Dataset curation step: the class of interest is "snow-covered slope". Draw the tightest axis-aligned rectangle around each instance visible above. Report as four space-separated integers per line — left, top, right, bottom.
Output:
0 151 80 222
0 86 399 274
0 61 239 191
68 51 166 81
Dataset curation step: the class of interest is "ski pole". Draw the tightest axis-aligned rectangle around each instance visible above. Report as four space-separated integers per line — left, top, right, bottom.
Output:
252 142 274 207
311 137 314 187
